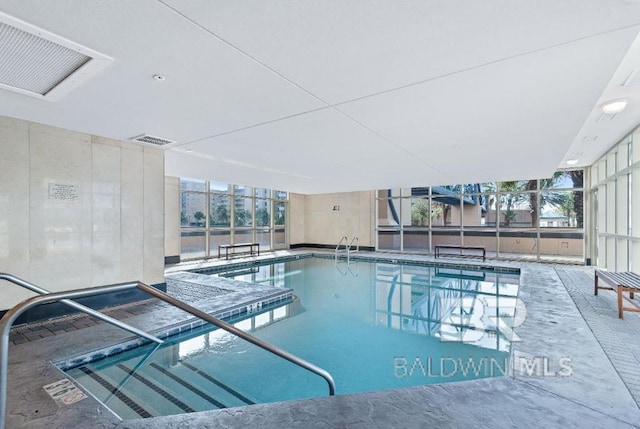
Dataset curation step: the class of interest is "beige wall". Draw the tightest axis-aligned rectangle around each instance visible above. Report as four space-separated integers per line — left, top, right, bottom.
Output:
297 191 375 247
289 193 306 245
0 116 165 311
164 176 181 259
166 190 375 252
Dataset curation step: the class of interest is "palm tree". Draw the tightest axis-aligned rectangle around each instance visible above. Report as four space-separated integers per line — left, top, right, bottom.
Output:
234 209 248 226
559 194 575 226
526 172 566 227
569 170 584 228
256 208 270 227
215 204 229 225
498 181 527 226
503 209 517 226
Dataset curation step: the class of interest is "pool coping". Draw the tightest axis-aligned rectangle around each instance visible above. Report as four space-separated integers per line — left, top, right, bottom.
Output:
5 250 640 428
171 251 521 276
52 274 294 371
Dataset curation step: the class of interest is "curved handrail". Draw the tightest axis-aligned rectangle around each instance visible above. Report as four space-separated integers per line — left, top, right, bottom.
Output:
346 236 359 264
0 273 162 345
335 236 348 262
347 236 359 252
0 282 144 429
335 236 347 252
136 282 336 396
1 281 336 429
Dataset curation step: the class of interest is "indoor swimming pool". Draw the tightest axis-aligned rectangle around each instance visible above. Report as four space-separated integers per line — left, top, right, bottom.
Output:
64 256 520 419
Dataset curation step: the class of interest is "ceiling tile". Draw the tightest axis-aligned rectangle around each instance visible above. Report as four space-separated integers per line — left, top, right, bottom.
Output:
165 0 640 103
2 1 640 193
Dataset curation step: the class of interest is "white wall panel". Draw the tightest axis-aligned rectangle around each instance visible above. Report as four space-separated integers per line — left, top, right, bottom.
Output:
288 193 305 245
91 140 121 285
0 117 30 306
143 147 165 285
28 125 92 292
0 116 165 310
120 144 144 284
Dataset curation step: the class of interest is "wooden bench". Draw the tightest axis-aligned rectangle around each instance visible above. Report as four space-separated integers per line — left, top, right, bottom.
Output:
218 243 260 260
594 270 640 319
434 245 486 262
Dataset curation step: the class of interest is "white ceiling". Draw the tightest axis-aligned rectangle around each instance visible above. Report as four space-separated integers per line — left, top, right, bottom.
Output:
1 1 640 194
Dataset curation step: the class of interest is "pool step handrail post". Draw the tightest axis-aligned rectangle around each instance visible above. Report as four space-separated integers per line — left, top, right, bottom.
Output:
2 280 336 428
0 273 163 345
103 342 163 406
136 282 337 397
0 282 149 429
346 236 359 264
335 236 348 262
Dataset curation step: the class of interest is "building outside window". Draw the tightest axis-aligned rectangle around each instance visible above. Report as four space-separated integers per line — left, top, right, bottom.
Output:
376 170 585 263
180 178 288 260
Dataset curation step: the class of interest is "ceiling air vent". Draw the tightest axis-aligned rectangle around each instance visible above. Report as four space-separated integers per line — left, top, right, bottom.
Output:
0 11 112 101
131 134 176 146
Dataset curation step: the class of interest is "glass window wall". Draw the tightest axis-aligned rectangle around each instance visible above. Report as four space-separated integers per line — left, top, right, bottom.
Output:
180 179 288 260
376 171 585 263
592 128 640 271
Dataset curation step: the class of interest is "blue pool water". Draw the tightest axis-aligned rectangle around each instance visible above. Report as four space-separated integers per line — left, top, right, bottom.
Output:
65 257 520 419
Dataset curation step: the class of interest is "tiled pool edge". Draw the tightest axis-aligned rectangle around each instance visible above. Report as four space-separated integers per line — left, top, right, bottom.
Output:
183 251 520 276
54 278 293 371
57 251 514 371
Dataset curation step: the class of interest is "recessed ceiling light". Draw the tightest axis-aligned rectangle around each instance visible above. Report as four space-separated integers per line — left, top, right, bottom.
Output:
600 99 628 114
152 74 165 81
185 149 193 153
566 159 579 165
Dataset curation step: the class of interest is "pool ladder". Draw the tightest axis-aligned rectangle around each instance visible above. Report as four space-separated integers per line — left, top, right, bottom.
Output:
335 236 359 265
0 274 336 429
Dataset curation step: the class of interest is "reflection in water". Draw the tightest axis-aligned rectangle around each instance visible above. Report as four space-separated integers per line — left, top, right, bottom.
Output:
65 257 519 420
376 264 519 352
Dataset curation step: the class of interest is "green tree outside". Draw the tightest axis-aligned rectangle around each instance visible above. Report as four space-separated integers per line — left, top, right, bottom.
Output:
193 211 205 226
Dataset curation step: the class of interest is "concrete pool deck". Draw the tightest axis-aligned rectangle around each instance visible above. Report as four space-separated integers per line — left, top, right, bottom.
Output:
5 251 640 428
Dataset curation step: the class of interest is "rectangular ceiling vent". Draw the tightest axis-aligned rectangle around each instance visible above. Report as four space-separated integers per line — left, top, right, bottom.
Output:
0 11 112 101
131 134 176 146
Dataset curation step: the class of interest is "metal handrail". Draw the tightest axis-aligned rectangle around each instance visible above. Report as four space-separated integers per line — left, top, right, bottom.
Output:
347 236 359 253
137 282 336 396
104 342 162 406
335 236 348 261
0 273 162 345
346 236 359 264
1 281 336 429
0 282 145 429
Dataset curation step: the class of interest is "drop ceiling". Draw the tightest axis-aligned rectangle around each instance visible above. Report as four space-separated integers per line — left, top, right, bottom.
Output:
1 1 640 194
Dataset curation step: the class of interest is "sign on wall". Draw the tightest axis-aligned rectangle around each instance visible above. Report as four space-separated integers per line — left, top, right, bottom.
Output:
48 183 79 201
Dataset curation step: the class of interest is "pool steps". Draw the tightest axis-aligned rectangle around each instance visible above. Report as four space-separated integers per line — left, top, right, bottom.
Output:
70 351 254 418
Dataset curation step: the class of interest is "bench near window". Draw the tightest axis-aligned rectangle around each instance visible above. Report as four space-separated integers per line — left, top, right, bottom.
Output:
218 243 260 260
434 245 486 262
594 270 640 319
